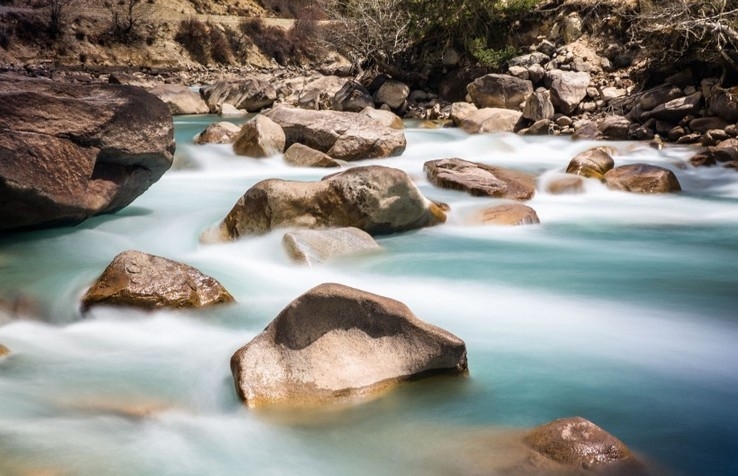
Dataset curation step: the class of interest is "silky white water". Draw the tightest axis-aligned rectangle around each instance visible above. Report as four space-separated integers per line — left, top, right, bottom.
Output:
1 116 737 475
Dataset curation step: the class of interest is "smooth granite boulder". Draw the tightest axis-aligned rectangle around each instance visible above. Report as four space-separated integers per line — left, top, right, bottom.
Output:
424 158 536 200
232 115 286 158
230 283 468 407
283 143 341 168
148 84 209 115
194 121 242 145
566 148 615 180
604 164 681 193
282 227 382 265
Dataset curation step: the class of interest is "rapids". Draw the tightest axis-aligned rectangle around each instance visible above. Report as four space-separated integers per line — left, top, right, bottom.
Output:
1 116 737 475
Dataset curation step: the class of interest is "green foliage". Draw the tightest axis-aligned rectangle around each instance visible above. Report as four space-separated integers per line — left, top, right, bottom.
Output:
468 39 519 69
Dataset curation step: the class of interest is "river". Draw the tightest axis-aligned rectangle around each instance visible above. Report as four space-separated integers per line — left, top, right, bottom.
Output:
1 115 737 475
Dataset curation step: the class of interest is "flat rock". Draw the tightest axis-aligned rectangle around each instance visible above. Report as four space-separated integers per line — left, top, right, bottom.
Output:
81 250 235 311
472 204 540 225
360 107 404 129
642 92 702 122
230 283 468 407
194 121 242 145
232 115 286 158
566 147 615 179
148 84 209 115
282 227 382 265
0 75 174 231
461 108 523 134
206 165 446 240
283 143 340 168
604 164 681 193
525 417 637 470
263 105 406 161
424 158 536 200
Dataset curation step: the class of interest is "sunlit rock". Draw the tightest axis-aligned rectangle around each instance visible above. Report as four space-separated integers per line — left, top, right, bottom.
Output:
194 121 241 145
283 143 341 168
360 107 404 129
566 147 615 180
232 115 286 158
206 165 446 240
0 344 9 357
230 283 468 407
0 75 174 231
263 105 406 161
424 158 536 200
148 84 209 115
467 74 534 110
604 164 681 193
81 250 235 312
547 70 590 115
461 108 523 134
471 204 540 226
201 78 277 113
282 227 382 265
524 417 640 471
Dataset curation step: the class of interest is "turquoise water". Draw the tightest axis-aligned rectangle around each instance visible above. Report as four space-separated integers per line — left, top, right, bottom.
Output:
1 117 737 475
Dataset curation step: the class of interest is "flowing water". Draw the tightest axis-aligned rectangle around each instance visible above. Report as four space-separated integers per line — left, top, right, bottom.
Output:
1 115 737 475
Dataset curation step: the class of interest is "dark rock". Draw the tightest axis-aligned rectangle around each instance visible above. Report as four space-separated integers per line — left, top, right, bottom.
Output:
331 80 374 112
81 250 235 311
525 119 553 135
263 105 406 161
205 165 446 241
282 228 381 265
522 91 555 121
642 92 702 122
638 85 683 112
604 164 681 193
283 143 340 168
230 283 468 407
374 79 410 109
525 417 637 470
707 86 738 121
0 76 174 231
566 147 615 179
424 158 536 200
439 67 489 102
598 115 630 140
689 153 717 167
689 117 729 134
467 74 534 110
708 138 738 162
572 119 600 140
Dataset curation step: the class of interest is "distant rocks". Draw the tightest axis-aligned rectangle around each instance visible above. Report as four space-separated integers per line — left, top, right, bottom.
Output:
230 283 468 407
525 416 638 471
263 105 407 161
81 250 235 311
604 164 681 193
0 75 174 231
148 84 209 115
201 78 276 114
282 227 382 265
424 158 536 200
206 165 446 241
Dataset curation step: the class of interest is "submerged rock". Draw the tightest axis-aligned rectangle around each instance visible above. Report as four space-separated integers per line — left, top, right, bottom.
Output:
0 75 175 231
604 164 681 193
525 417 638 471
424 158 536 200
232 115 286 158
282 227 382 265
544 174 586 194
194 121 242 145
0 344 9 357
206 165 446 240
81 250 235 311
263 105 406 161
461 108 523 134
230 283 468 407
472 204 540 225
283 143 341 168
566 148 615 180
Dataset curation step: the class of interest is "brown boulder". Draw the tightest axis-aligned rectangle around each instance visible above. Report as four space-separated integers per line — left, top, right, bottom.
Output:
200 78 277 113
547 70 590 115
263 105 406 161
148 84 209 115
81 250 235 311
206 165 446 240
230 283 468 407
0 344 9 357
461 108 523 134
232 115 286 158
545 174 586 194
467 74 534 110
0 75 174 231
525 417 637 470
472 204 540 225
566 148 615 180
283 143 340 168
604 164 681 193
424 158 536 200
194 121 242 145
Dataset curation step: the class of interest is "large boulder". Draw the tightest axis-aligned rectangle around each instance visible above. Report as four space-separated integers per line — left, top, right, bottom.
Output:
0 75 174 231
232 115 286 158
524 417 637 471
230 283 468 407
641 92 702 122
522 91 555 122
598 115 631 140
547 70 590 115
467 74 534 110
331 80 374 112
604 164 681 193
566 147 615 180
282 228 382 265
205 165 446 241
194 121 242 145
148 84 209 115
200 78 277 113
450 102 479 127
297 75 348 110
263 105 406 161
461 108 523 134
81 250 235 311
283 143 340 168
374 79 410 109
360 107 404 129
424 158 536 200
